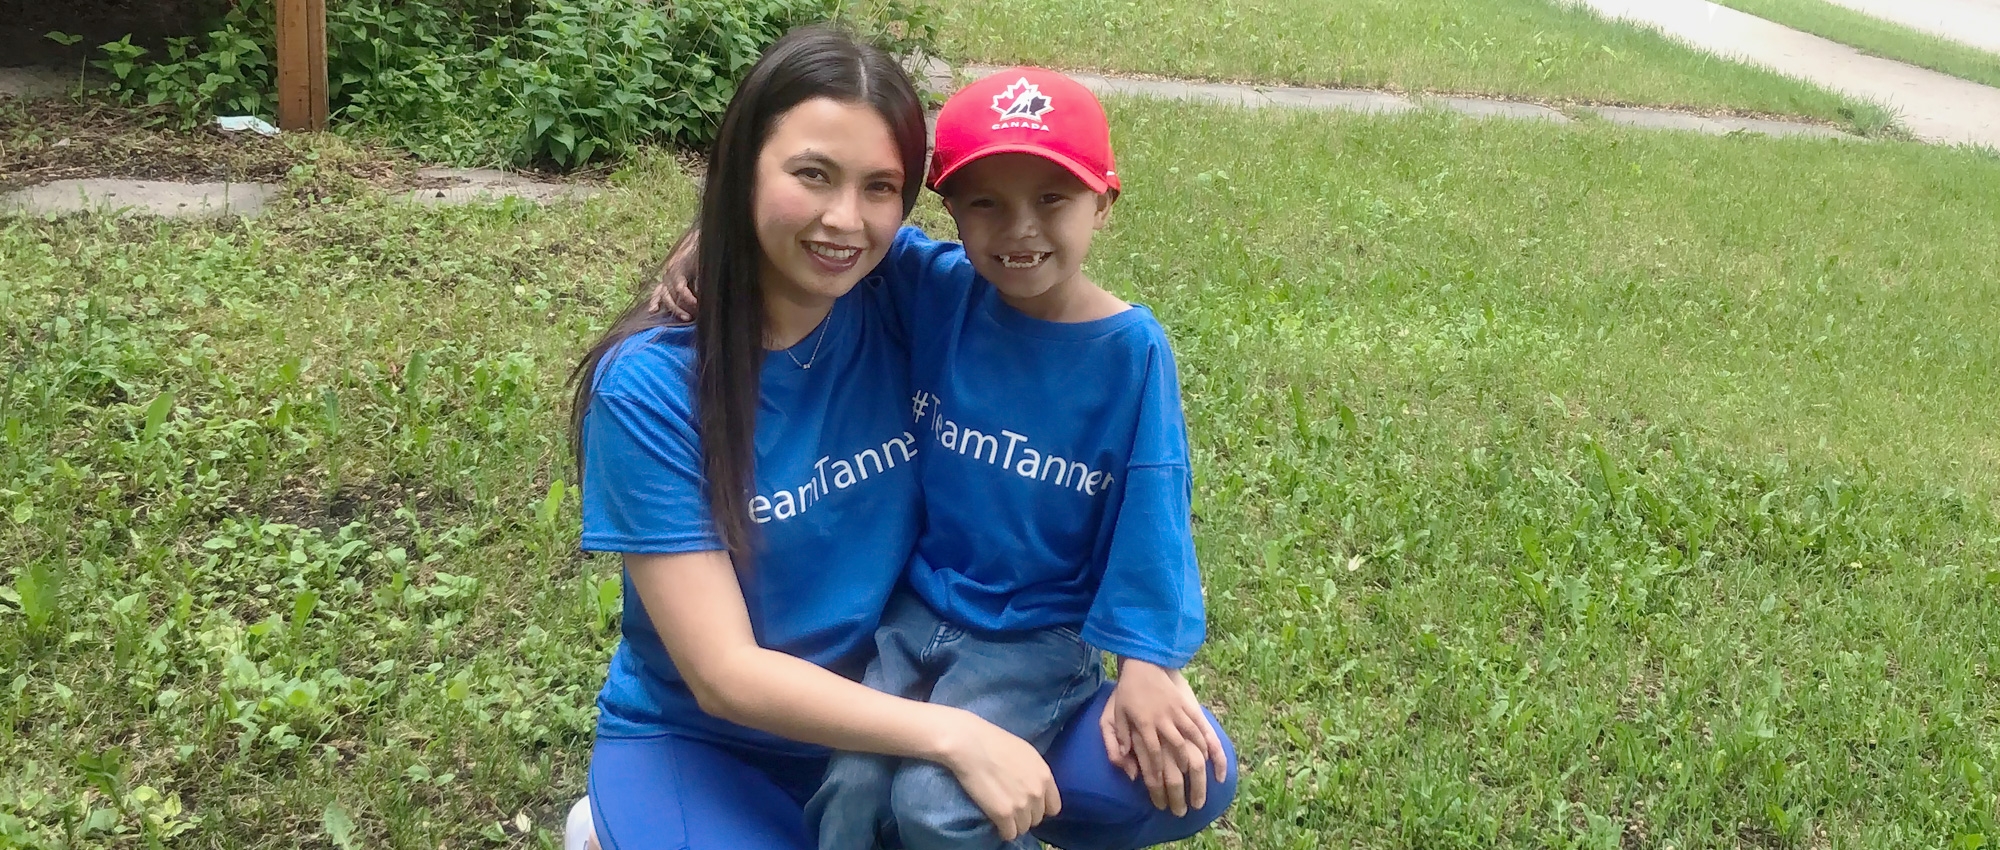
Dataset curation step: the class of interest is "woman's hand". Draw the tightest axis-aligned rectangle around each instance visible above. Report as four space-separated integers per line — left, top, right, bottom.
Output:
626 550 1057 836
936 711 1063 841
1099 660 1228 816
646 231 699 320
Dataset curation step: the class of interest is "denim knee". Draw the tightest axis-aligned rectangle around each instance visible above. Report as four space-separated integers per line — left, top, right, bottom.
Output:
808 752 900 850
889 759 1012 850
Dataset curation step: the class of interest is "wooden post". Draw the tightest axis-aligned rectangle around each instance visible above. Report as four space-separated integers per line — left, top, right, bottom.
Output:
276 0 329 131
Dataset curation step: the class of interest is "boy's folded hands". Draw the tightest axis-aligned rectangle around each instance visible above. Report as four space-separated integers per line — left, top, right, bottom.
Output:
1099 660 1229 817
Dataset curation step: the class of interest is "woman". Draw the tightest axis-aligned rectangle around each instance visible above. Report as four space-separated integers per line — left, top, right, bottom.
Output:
567 26 1235 850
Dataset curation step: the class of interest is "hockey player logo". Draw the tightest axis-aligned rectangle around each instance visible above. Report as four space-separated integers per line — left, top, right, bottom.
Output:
989 78 1055 130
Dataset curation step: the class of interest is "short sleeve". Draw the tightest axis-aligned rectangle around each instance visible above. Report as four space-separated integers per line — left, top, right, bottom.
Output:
579 386 724 555
1082 339 1205 668
863 226 977 347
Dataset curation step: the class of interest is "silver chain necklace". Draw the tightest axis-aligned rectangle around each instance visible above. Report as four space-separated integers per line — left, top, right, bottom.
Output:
783 317 829 370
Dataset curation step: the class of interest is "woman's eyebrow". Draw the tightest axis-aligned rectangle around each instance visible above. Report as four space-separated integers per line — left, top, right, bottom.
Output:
785 150 901 181
785 150 839 170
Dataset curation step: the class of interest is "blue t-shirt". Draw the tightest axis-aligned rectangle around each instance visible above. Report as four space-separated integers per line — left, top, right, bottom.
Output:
882 227 1205 669
579 285 921 750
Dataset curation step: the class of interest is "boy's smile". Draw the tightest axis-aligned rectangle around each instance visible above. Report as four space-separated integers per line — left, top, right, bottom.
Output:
997 252 1052 269
942 153 1114 321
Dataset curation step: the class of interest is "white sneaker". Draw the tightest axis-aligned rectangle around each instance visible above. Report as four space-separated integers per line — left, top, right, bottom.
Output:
564 797 596 850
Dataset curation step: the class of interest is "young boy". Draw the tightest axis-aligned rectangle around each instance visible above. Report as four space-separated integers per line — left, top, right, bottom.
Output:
805 68 1228 850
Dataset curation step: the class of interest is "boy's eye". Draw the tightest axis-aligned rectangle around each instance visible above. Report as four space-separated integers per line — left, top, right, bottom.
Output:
966 197 996 209
1040 193 1066 205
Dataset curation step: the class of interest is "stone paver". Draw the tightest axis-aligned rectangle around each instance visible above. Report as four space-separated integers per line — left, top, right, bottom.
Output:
395 167 601 206
0 179 281 218
1593 106 1851 139
1817 0 2000 55
1254 84 1414 114
1 169 600 219
1573 0 2000 147
962 65 1416 114
955 63 1855 139
1704 115 1856 139
1425 96 1570 123
0 67 70 100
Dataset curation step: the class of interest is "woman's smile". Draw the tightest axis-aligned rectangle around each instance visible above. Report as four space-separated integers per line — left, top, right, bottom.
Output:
806 240 866 273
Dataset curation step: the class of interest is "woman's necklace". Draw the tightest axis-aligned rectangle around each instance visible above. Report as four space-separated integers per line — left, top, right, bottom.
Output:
783 317 828 370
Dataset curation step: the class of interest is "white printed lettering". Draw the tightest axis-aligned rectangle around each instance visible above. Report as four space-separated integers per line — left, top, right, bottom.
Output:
915 391 1111 500
1041 455 1072 486
886 432 916 466
1015 447 1041 478
745 430 918 525
1001 430 1027 467
856 448 884 479
961 428 1000 463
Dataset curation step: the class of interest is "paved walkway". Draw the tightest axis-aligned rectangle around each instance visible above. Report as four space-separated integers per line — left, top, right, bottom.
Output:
1 179 282 218
1818 0 2000 55
1573 0 2000 147
0 167 598 219
957 63 1852 140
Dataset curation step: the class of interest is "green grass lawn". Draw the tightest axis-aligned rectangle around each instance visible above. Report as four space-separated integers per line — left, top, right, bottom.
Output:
5 105 2000 848
1711 0 2000 90
941 0 1898 131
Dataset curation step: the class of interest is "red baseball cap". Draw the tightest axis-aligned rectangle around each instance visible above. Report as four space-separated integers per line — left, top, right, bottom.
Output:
928 67 1119 195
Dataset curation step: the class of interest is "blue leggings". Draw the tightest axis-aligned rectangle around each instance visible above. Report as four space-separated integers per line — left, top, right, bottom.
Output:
588 683 1237 850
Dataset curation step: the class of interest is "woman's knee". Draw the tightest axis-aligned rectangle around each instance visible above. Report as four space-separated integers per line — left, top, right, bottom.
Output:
1035 701 1240 850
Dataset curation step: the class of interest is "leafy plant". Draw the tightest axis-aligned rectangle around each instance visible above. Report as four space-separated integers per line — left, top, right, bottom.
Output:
92 5 275 123
82 0 940 167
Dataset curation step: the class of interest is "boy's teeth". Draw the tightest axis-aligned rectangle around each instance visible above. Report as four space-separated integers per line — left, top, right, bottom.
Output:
999 253 1047 269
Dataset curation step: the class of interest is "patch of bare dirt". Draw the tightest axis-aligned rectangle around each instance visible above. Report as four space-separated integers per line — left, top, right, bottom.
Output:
0 94 421 192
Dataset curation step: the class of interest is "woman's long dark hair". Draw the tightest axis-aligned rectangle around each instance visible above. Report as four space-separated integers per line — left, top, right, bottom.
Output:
571 25 927 561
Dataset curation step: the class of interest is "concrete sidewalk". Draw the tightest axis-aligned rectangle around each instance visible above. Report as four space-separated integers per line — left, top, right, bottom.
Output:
1573 0 2000 147
955 63 1853 140
1819 0 2000 55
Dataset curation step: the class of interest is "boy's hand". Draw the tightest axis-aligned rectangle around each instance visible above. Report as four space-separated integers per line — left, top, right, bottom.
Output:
646 231 698 320
1098 660 1227 816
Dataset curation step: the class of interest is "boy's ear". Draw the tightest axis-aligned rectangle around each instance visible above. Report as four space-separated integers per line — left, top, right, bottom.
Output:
1092 191 1113 229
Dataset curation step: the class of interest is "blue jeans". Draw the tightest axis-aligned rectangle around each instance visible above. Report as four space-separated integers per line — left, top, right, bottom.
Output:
807 591 1107 850
587 685 1239 850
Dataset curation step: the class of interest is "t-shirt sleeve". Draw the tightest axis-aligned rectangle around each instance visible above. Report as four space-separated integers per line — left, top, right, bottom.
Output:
1081 338 1206 668
579 382 724 554
863 225 977 347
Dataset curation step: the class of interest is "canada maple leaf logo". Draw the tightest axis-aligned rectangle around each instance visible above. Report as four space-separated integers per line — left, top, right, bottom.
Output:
990 78 1054 123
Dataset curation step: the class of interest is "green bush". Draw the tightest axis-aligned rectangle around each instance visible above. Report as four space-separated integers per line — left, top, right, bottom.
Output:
93 4 274 122
86 0 939 167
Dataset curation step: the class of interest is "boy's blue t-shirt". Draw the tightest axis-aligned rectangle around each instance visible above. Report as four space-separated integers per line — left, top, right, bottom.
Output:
579 284 922 750
881 227 1205 669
